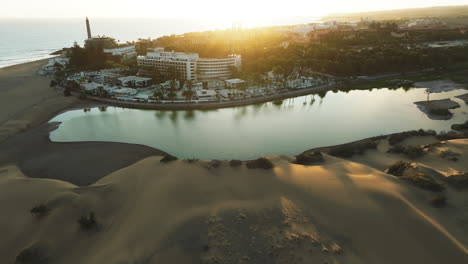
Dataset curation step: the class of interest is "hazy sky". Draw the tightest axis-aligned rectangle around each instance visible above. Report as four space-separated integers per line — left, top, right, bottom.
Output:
2 0 467 19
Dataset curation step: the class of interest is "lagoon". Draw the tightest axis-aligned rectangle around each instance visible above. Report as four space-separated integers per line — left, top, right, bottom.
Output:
50 88 468 160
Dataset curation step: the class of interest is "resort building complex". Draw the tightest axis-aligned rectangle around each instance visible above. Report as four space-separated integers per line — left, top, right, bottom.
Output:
196 56 242 80
103 46 137 62
137 48 241 81
137 49 199 80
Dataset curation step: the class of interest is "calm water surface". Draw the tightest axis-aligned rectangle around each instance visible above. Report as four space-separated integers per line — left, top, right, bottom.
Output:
50 88 468 159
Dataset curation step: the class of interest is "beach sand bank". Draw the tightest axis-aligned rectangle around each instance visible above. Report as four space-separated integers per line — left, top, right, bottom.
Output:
0 59 84 142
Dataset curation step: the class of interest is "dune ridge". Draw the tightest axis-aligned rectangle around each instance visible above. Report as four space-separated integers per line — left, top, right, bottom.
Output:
2 138 468 264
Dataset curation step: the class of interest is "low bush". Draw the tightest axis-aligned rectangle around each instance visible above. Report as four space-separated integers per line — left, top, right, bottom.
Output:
451 120 468 131
404 145 425 159
78 212 98 231
229 160 242 167
402 173 445 192
209 160 222 168
440 150 459 162
30 204 50 219
446 173 468 190
436 131 467 141
329 145 354 158
387 161 412 177
387 145 425 159
246 158 274 170
295 151 324 165
429 195 447 208
160 154 177 163
387 145 406 154
388 129 436 145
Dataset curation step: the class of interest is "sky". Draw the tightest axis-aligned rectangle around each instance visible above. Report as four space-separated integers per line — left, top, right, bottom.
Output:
2 0 468 20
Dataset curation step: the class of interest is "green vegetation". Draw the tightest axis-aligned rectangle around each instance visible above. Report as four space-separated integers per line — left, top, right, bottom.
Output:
388 145 426 159
246 158 274 170
446 173 468 190
229 160 242 167
402 172 445 192
451 120 468 131
328 140 378 158
30 204 50 219
160 154 178 163
387 161 413 177
386 161 444 191
295 151 324 165
388 129 436 145
78 212 98 231
144 26 468 81
436 131 467 141
68 44 107 71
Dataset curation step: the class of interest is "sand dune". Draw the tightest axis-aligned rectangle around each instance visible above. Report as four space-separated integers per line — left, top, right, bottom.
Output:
2 139 468 263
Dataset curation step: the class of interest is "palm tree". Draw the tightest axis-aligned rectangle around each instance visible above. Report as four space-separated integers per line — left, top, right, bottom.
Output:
168 79 177 102
182 80 195 102
153 90 163 100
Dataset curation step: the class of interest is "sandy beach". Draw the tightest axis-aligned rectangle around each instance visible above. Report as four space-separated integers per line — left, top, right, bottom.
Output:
0 59 467 264
0 59 84 142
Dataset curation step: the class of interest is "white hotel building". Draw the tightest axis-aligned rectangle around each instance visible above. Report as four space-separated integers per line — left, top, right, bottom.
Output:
137 48 241 81
103 46 137 61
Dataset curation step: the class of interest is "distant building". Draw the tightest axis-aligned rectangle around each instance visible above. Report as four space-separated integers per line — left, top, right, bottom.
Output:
85 37 116 49
103 46 137 62
138 50 198 80
113 87 138 96
407 19 437 28
137 49 241 81
38 58 69 75
225 78 247 89
118 76 152 88
194 90 217 101
197 55 242 80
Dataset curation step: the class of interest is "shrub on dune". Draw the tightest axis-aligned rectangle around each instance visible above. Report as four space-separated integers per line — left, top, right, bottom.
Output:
30 204 50 219
401 173 445 192
160 154 178 163
403 145 425 159
295 151 324 165
451 120 468 131
446 173 468 190
386 161 413 177
246 158 274 169
78 212 98 231
230 160 242 167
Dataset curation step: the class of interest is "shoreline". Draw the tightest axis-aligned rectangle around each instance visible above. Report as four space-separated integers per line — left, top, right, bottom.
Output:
0 57 57 71
77 84 333 111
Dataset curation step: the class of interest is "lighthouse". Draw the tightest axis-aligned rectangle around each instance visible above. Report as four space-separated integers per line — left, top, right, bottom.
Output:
86 17 92 39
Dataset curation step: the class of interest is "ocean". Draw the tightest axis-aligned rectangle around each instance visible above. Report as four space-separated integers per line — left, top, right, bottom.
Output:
0 17 318 68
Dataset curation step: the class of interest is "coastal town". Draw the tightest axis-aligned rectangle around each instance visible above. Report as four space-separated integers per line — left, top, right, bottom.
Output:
39 15 468 108
39 18 333 107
